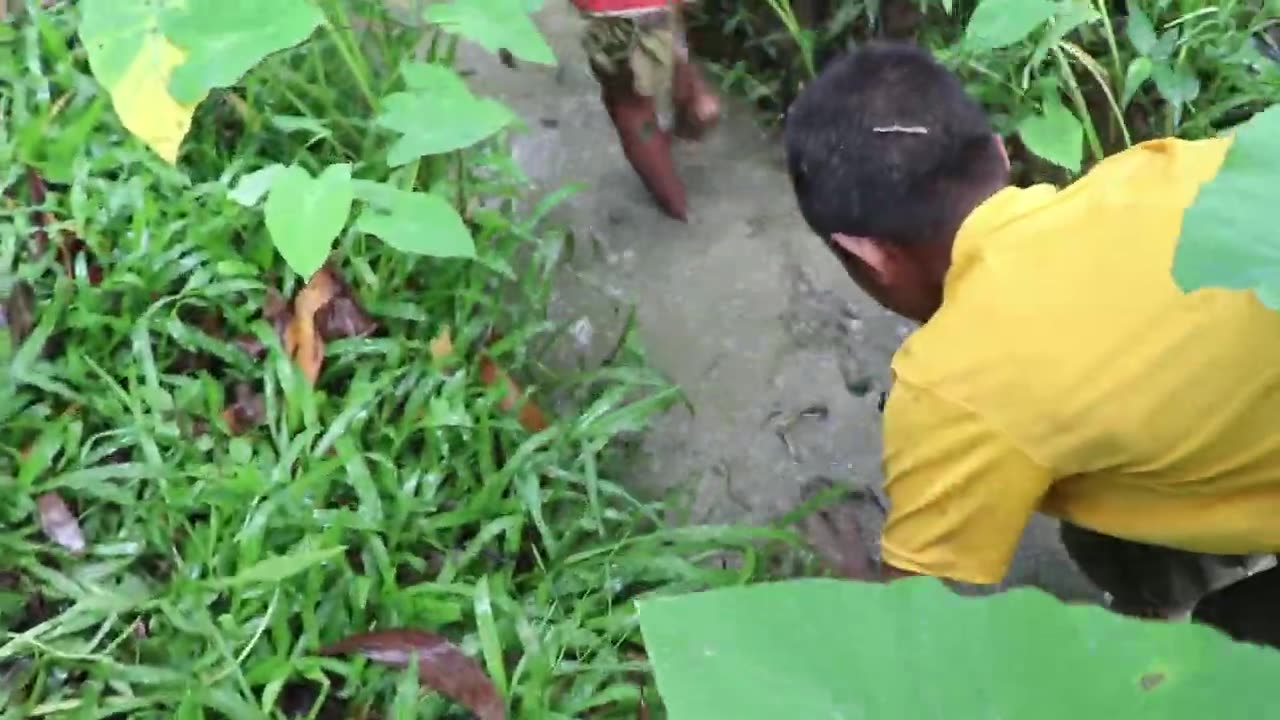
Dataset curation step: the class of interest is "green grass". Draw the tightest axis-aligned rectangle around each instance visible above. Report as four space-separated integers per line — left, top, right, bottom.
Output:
0 4 801 717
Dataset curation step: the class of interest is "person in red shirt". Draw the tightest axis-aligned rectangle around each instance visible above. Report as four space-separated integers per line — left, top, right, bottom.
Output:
570 0 721 221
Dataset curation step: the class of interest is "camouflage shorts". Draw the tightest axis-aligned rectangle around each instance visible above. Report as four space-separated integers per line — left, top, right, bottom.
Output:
581 11 686 97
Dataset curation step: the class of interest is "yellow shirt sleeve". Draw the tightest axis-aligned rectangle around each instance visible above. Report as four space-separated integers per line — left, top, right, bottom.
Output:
880 378 1054 585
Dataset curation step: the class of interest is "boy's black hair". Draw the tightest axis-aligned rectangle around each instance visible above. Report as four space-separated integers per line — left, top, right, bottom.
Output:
784 41 1008 245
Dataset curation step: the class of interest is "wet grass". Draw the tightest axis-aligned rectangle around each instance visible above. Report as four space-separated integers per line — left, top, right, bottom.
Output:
0 4 807 717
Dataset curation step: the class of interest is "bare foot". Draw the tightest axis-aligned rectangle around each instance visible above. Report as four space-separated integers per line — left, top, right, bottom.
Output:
798 478 878 580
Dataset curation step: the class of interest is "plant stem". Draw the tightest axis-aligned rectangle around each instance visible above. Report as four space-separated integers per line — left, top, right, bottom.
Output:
1052 46 1105 162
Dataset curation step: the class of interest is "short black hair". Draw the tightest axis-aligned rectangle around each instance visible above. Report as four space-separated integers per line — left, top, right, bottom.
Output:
784 41 1007 245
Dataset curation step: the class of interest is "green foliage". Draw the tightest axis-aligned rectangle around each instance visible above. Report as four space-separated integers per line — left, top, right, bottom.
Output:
962 0 1057 52
3 3 775 717
639 578 1280 719
78 0 550 279
691 0 1279 181
161 0 327 105
1017 88 1085 172
355 186 477 259
424 0 558 65
378 61 519 167
263 163 356 279
1173 105 1280 308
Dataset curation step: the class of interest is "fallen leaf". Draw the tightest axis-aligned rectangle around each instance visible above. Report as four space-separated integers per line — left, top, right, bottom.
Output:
429 326 455 364
478 355 549 432
283 266 339 384
222 382 266 434
5 280 36 348
314 269 376 341
36 492 86 555
319 629 506 720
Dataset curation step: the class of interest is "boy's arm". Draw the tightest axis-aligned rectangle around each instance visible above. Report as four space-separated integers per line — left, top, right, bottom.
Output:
844 378 1055 585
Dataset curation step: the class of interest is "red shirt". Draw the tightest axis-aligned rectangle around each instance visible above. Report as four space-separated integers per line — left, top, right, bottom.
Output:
570 0 689 16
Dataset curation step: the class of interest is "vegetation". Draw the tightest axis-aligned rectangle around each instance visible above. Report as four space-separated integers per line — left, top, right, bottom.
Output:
4 0 1279 718
0 1 795 717
689 0 1280 182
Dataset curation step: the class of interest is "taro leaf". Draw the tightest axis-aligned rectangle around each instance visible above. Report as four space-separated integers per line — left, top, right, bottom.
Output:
1122 56 1153 108
1172 106 1280 309
963 0 1057 52
228 164 284 207
36 492 85 555
423 0 556 66
161 0 324 104
1124 0 1158 55
1017 93 1083 172
79 0 198 164
1151 63 1200 120
320 629 506 720
377 62 518 166
263 163 354 280
355 186 475 258
638 578 1280 720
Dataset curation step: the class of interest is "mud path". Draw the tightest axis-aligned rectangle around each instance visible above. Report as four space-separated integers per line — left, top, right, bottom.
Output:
459 3 1097 600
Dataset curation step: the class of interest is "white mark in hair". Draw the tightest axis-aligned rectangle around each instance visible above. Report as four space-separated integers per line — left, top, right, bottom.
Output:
872 125 929 134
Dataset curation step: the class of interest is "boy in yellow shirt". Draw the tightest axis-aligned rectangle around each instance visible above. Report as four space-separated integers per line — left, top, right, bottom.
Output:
783 42 1280 645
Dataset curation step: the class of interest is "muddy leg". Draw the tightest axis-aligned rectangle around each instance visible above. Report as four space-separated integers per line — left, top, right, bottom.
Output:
592 66 689 221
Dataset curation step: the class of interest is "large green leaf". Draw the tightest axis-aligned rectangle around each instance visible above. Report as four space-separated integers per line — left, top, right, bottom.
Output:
423 0 556 65
1172 106 1280 308
963 0 1057 52
377 61 518 167
638 578 1280 719
79 0 196 164
355 186 475 259
1017 93 1083 172
263 163 354 279
161 0 324 104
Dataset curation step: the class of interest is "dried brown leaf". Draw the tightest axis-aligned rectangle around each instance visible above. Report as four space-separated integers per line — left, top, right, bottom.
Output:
429 326 455 365
314 267 376 341
320 629 505 720
5 280 36 348
478 355 549 432
283 266 339 385
223 382 266 435
36 492 85 555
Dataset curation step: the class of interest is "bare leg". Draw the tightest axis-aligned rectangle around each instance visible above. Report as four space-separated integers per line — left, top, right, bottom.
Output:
592 62 689 221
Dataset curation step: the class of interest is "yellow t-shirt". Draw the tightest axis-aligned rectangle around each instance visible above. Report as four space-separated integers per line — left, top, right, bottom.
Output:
881 137 1280 585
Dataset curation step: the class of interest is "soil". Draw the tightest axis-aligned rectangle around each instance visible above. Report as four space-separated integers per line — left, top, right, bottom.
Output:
457 2 1101 602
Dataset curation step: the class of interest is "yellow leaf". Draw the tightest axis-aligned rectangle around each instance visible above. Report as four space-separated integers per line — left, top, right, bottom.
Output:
107 34 203 165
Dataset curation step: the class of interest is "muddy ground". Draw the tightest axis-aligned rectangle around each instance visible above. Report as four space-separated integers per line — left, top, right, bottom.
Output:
456 3 1098 601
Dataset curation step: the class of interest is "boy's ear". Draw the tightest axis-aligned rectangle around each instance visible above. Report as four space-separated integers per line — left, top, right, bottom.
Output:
832 232 894 278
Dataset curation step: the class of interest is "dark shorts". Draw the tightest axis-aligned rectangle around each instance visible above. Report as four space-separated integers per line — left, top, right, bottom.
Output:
1060 522 1280 646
